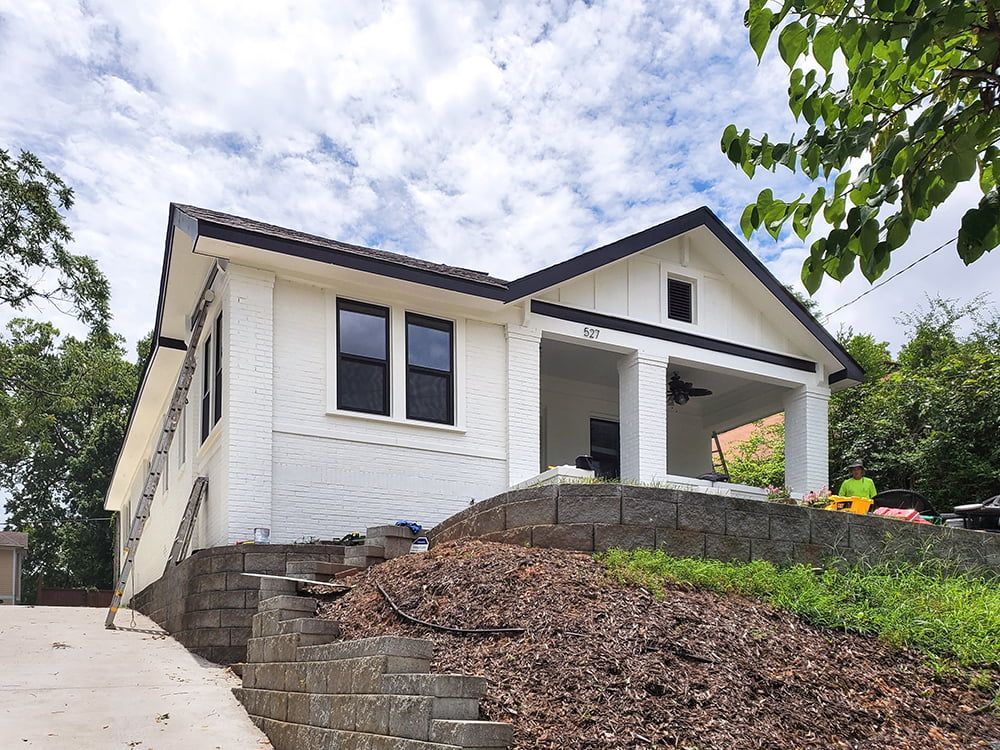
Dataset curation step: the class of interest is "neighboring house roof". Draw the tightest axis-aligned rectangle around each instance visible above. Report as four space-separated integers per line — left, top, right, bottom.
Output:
0 531 28 549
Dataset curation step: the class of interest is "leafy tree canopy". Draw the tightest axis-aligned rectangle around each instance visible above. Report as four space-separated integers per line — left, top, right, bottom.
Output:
727 297 1000 510
0 319 141 601
830 297 1000 509
1 149 110 326
722 0 1000 292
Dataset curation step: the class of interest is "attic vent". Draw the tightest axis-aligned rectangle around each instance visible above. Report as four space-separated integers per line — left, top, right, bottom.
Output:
667 277 694 323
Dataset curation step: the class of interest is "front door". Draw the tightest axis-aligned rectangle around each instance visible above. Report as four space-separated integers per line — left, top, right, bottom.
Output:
589 418 620 479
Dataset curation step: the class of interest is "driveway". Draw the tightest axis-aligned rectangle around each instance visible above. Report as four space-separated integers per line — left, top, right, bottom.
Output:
0 606 270 749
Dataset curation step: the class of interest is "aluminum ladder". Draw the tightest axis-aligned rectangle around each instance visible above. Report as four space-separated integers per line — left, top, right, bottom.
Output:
166 476 209 568
105 281 217 629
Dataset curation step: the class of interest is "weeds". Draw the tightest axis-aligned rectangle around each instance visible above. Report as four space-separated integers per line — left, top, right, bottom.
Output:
599 548 1000 671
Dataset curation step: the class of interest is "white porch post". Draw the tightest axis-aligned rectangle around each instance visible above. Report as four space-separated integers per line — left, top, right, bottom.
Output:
783 384 830 493
618 352 669 482
506 325 541 486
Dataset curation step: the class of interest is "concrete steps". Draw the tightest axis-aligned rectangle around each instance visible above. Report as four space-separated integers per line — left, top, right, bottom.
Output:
236 595 513 750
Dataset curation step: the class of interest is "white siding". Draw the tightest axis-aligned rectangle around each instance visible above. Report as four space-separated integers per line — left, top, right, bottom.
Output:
548 237 805 357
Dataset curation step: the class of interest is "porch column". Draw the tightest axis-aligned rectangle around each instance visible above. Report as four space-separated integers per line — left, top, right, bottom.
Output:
618 352 669 482
506 325 541 486
783 384 830 493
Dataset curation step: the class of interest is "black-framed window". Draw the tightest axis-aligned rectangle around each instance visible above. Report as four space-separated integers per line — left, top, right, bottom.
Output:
213 313 223 425
667 277 694 323
405 313 454 424
201 335 212 443
589 418 620 479
337 299 390 415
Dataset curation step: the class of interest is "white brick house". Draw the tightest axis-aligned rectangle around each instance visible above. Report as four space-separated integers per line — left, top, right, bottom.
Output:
105 204 863 593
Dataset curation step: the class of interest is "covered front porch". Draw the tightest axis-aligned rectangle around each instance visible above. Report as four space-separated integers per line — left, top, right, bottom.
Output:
507 330 830 495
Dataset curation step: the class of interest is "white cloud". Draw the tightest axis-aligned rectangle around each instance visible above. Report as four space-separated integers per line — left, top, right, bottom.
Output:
0 0 996 357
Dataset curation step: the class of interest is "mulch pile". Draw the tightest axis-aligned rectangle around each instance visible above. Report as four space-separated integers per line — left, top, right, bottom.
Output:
315 540 999 750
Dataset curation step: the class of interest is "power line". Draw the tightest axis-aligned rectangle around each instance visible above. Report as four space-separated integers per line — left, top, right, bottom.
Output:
820 236 957 322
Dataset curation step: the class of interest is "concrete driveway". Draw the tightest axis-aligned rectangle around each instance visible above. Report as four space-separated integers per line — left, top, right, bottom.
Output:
0 606 271 749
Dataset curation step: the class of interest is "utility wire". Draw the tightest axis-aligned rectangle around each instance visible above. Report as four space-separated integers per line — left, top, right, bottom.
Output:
820 236 957 322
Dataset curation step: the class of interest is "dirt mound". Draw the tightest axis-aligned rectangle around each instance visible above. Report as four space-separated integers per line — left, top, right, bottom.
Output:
316 541 998 750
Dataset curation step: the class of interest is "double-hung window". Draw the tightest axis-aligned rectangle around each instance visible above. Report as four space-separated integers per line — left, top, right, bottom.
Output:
201 335 212 443
337 299 390 415
405 313 454 424
200 311 224 444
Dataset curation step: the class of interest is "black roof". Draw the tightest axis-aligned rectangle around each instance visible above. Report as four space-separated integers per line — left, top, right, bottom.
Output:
175 204 510 291
169 203 863 383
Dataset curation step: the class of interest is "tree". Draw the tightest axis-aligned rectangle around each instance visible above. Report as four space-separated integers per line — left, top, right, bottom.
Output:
1 149 110 326
0 319 140 602
722 1 1000 292
727 297 1000 510
726 419 787 488
829 297 1000 509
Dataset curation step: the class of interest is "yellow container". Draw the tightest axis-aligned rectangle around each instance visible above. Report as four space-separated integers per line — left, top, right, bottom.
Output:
823 495 873 514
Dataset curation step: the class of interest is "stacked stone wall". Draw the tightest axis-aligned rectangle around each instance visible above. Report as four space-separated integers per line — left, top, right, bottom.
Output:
131 543 347 663
428 484 999 574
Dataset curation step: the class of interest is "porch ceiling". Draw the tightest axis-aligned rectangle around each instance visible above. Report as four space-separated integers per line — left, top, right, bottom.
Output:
540 338 621 388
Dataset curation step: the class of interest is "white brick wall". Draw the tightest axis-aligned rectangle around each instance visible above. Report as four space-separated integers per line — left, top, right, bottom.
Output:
224 266 275 542
260 278 510 541
618 352 669 482
506 326 541 485
784 385 830 493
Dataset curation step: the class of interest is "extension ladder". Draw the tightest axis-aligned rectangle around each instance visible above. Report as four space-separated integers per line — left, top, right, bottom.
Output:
105 280 217 629
710 430 730 480
166 476 209 568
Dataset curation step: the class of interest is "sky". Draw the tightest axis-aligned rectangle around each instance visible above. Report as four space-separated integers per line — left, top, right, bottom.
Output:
1 0 998 358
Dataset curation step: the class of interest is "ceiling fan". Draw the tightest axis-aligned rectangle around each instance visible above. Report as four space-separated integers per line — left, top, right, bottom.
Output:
668 373 712 406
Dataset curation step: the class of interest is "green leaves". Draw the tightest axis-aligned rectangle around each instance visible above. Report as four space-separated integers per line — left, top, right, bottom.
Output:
778 21 809 68
723 0 1000 290
813 24 838 71
0 149 110 328
748 7 775 61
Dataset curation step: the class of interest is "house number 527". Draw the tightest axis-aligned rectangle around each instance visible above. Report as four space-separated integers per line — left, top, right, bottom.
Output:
583 326 601 339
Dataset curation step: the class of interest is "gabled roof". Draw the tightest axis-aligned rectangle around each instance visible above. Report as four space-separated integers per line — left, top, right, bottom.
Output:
170 203 863 384
0 531 28 548
174 204 510 299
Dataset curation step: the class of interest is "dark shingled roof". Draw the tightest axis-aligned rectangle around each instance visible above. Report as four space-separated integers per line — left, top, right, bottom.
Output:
174 204 510 289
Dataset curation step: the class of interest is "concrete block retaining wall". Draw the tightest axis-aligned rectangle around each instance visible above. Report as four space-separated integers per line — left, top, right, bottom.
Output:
428 484 1000 574
131 544 349 664
236 594 513 750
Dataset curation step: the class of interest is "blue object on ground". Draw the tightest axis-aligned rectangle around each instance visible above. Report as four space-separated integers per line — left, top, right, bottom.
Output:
395 520 422 535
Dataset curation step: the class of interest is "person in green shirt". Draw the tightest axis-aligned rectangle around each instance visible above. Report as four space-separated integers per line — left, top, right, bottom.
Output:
838 460 877 499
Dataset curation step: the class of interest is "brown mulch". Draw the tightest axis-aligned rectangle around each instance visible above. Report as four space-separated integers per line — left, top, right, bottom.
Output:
314 541 999 750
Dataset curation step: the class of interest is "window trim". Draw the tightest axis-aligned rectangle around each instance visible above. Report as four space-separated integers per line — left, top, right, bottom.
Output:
336 298 391 416
213 312 223 426
404 312 455 425
666 275 696 324
200 334 212 443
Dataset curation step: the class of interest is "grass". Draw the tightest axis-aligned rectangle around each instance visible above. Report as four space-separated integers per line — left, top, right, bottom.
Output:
599 548 1000 672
